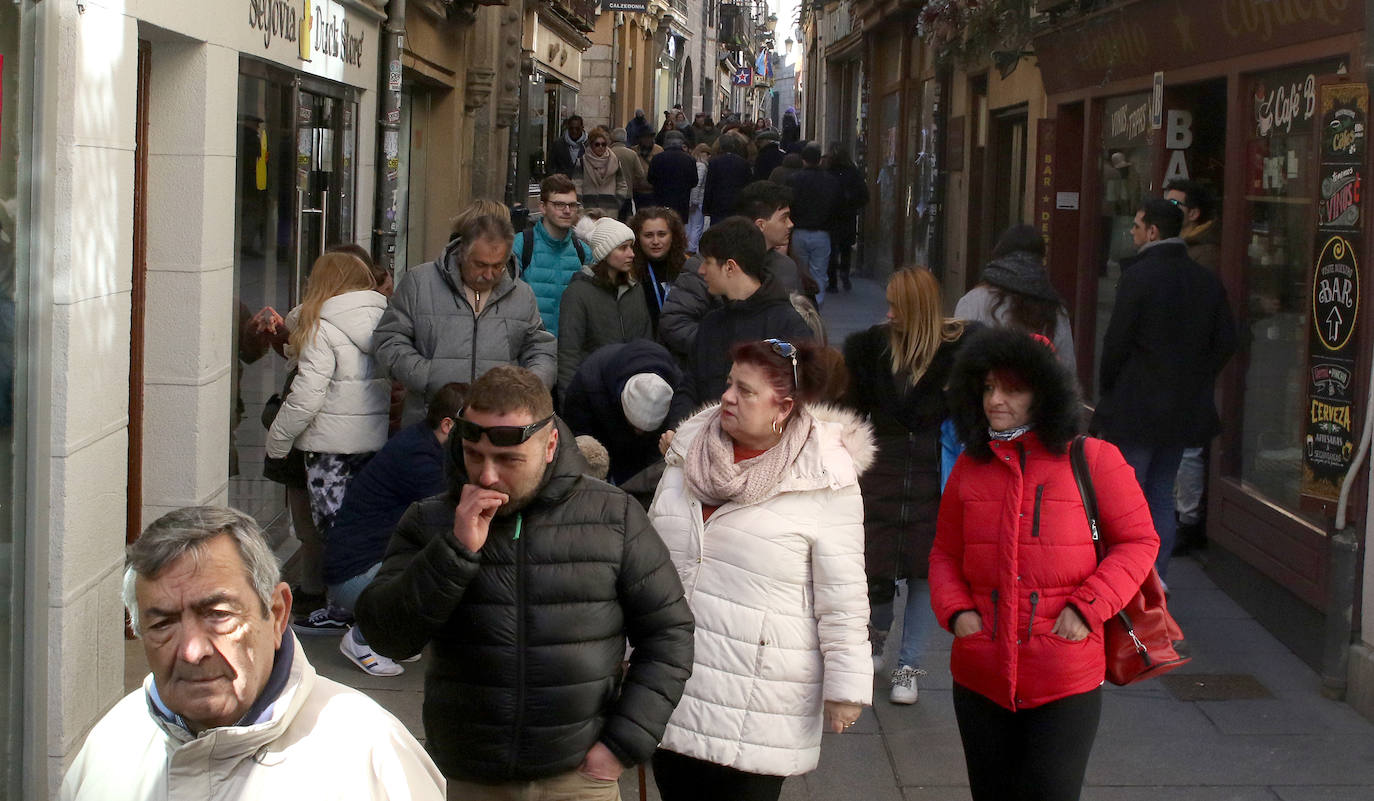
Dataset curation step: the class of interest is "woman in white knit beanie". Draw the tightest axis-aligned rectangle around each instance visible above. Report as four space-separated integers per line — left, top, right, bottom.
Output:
556 216 654 392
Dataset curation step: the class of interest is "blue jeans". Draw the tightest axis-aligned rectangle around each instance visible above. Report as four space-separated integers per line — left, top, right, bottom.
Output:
1115 442 1185 582
792 228 832 305
871 578 933 669
327 561 380 614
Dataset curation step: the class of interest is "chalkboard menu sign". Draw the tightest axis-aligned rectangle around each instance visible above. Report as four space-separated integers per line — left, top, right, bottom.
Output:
1302 82 1368 504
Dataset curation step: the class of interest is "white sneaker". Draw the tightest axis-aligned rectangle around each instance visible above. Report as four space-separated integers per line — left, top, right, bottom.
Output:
339 627 404 677
889 665 924 705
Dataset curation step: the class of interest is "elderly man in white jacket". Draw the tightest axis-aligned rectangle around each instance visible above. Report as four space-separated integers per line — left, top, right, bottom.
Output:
60 507 444 801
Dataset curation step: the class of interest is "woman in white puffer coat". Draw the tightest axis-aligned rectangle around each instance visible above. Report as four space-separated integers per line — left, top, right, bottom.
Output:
266 252 390 549
649 338 875 801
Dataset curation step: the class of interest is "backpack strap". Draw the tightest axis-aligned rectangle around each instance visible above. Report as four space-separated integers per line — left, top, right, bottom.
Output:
520 230 534 272
572 236 586 264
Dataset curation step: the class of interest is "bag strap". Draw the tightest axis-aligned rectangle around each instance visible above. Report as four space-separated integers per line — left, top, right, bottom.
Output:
572 236 587 263
520 230 534 272
1069 434 1106 563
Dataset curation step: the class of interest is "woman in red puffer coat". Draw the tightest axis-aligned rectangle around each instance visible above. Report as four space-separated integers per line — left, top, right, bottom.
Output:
929 327 1158 801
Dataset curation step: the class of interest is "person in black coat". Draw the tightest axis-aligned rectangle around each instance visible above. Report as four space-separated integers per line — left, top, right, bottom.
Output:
647 132 700 222
667 217 813 426
826 144 868 292
702 136 754 222
548 114 586 177
562 339 682 484
843 268 974 705
754 132 785 180
1093 197 1236 582
354 366 694 790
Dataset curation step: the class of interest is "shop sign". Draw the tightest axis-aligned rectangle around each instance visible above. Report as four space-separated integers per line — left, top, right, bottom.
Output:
1302 81 1368 504
1034 0 1359 96
604 0 648 11
1034 119 1056 257
1103 94 1151 150
244 1 374 82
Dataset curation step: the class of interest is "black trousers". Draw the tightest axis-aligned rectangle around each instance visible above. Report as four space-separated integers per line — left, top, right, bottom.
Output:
952 683 1102 801
652 749 786 801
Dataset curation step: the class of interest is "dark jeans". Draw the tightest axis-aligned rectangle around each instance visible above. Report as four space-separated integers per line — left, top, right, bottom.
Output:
1114 441 1186 581
953 684 1102 801
652 749 785 801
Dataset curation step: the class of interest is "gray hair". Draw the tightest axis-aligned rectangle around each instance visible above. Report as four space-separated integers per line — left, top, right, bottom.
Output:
122 506 281 636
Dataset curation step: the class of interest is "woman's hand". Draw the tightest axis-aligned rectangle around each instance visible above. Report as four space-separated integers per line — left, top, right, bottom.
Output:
824 701 862 733
1052 606 1090 641
658 429 675 455
952 610 983 638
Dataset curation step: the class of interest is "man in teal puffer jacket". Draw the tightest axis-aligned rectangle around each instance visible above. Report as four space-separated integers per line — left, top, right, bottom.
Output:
519 173 590 333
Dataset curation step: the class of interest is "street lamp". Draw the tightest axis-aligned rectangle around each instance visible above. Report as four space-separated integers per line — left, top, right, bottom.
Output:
766 12 777 33
784 37 792 55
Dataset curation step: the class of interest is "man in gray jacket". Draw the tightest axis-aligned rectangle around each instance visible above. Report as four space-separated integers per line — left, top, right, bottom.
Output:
374 211 556 421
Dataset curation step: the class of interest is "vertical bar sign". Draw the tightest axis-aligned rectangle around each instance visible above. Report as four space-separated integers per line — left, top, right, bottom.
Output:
1302 82 1367 504
1034 118 1056 259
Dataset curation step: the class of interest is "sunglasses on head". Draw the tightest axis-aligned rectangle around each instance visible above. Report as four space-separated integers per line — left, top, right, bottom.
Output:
454 412 554 446
764 338 801 390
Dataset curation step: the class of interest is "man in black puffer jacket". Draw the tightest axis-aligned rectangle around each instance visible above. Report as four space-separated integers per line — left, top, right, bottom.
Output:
355 366 694 795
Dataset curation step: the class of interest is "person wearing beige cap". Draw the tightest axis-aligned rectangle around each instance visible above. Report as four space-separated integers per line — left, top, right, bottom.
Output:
557 216 654 391
562 339 682 484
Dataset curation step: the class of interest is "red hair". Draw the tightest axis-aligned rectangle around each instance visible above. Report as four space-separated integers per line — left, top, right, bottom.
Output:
728 340 847 406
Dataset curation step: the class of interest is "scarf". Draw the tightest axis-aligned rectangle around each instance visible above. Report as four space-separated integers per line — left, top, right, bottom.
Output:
582 147 617 190
563 129 587 163
988 424 1033 442
685 406 813 507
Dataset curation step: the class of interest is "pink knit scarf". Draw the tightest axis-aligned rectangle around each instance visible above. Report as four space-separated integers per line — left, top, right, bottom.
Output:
684 407 813 507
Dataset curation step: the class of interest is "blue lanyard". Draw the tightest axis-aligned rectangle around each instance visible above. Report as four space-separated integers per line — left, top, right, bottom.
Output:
645 262 666 309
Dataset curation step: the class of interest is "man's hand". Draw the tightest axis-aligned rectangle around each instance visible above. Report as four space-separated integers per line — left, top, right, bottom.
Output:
1052 606 1090 641
824 701 862 733
952 611 983 638
578 742 624 781
452 485 507 553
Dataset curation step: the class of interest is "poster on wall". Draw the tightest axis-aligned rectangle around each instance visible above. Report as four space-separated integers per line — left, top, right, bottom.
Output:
1302 82 1368 505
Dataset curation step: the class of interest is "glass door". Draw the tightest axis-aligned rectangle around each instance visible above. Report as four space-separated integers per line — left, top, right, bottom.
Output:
231 62 356 529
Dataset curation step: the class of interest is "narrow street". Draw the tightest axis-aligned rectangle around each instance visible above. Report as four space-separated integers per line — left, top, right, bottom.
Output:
115 279 1374 799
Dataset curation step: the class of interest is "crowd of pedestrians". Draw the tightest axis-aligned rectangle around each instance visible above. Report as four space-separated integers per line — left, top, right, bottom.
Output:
83 105 1241 801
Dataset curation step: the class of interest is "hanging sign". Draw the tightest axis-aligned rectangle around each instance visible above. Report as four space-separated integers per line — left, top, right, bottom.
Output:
1302 82 1368 505
1033 119 1056 257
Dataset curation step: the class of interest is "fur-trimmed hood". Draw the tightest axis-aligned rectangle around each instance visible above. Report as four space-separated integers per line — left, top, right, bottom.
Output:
666 401 875 491
946 327 1081 461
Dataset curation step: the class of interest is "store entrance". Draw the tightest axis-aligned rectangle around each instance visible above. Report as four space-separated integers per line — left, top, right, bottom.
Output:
230 60 358 528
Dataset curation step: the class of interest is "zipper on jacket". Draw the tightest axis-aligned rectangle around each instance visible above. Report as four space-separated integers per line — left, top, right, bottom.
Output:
1032 484 1045 537
1017 441 1026 471
509 514 526 773
470 306 480 384
990 589 999 635
1027 591 1040 642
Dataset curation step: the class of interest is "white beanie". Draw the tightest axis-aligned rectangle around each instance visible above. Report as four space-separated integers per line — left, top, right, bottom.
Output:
620 373 674 431
574 216 635 264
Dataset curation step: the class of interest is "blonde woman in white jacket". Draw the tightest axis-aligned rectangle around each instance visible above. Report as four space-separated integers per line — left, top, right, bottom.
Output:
649 338 875 800
266 252 390 585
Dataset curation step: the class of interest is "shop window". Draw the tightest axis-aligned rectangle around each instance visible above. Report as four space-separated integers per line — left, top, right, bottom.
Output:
1093 91 1156 391
1235 59 1345 511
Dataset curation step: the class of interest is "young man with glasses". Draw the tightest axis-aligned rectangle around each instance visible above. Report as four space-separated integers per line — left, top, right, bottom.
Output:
354 365 694 798
517 173 591 334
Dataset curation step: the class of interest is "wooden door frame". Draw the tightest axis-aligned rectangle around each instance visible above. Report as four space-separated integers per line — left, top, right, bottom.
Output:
127 40 150 543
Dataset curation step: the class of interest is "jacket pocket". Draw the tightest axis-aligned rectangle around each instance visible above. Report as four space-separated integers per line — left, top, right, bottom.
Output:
1032 485 1044 537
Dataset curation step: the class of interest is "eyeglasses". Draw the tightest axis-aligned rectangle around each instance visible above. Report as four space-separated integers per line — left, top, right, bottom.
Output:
590 141 608 148
1166 197 1190 209
546 201 581 211
454 413 554 446
764 338 801 391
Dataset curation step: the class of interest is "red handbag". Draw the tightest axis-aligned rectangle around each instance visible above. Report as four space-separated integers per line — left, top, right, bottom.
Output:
1070 436 1191 685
